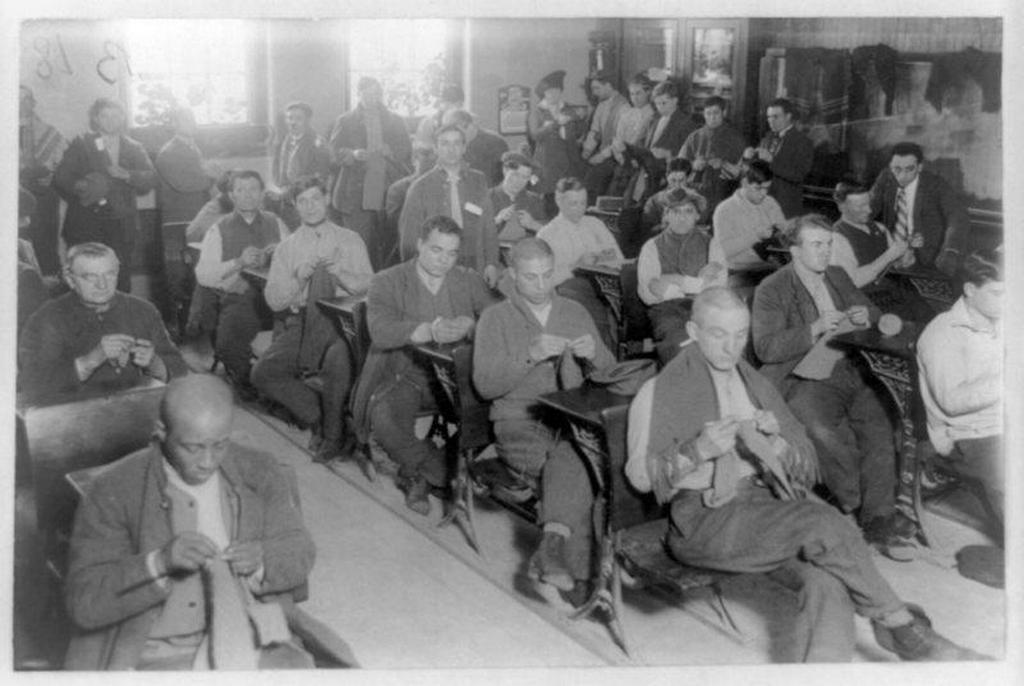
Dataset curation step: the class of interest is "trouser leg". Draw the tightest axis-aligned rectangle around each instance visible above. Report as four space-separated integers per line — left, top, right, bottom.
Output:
953 435 1004 538
250 316 322 427
370 377 445 486
541 439 595 580
320 338 353 446
768 559 857 662
667 485 904 637
848 374 898 520
216 291 263 384
787 376 863 514
494 418 550 476
583 158 616 204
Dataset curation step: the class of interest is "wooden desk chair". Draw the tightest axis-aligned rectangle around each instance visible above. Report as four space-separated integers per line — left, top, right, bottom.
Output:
17 383 166 626
600 404 741 652
413 343 493 554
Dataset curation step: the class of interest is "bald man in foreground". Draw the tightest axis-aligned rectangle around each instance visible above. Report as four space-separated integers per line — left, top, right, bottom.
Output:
65 374 319 670
626 288 982 662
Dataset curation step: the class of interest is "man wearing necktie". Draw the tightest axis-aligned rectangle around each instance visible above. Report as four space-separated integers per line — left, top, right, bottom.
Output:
751 215 911 559
271 102 331 230
742 98 814 219
869 141 969 276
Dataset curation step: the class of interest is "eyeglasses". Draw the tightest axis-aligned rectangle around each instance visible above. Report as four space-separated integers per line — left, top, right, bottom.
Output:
71 270 119 285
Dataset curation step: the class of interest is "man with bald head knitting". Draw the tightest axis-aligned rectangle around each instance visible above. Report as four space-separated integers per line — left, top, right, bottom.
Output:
64 374 319 670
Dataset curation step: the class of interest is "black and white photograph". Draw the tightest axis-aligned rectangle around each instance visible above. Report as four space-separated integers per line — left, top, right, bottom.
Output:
3 1 1019 684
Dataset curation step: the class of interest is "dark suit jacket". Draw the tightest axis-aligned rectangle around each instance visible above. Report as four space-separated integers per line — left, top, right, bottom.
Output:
328 104 412 214
64 445 315 670
270 130 331 189
869 168 970 273
758 127 814 218
751 264 878 391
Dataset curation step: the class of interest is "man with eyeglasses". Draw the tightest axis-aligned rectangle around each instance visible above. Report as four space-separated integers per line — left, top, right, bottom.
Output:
712 160 786 269
19 241 188 402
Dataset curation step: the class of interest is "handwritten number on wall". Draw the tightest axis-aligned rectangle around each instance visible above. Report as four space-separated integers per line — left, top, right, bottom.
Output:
34 34 74 80
96 40 133 85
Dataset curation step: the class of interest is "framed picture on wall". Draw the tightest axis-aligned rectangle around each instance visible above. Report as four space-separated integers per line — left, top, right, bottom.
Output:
682 19 748 120
498 84 530 135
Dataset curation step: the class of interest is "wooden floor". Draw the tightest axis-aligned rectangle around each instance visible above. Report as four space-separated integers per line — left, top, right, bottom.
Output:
10 333 1009 678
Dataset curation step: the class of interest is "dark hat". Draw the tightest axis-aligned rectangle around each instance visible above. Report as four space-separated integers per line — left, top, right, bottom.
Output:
536 70 567 98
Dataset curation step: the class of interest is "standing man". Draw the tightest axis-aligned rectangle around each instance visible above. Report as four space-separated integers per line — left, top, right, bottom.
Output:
64 374 319 670
19 242 187 403
627 287 981 662
443 109 509 187
270 102 331 229
329 77 412 270
55 97 157 293
251 176 374 462
917 248 1003 547
488 152 547 242
414 83 465 149
581 73 630 202
195 171 288 396
677 95 747 216
751 215 908 557
398 125 500 287
743 98 813 219
869 141 970 276
155 107 218 329
474 238 615 602
19 84 67 275
351 216 495 515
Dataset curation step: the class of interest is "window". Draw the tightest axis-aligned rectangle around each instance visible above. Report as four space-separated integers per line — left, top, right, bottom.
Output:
347 19 450 117
126 19 252 126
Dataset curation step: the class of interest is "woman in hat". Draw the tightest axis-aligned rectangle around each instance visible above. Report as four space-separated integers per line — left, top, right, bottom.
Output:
528 70 587 217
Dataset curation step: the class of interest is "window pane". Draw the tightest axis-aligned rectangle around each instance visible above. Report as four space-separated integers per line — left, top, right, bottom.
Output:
348 19 449 117
126 19 251 126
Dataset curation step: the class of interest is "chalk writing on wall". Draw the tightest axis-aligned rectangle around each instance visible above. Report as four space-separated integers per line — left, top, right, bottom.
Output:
33 34 74 80
96 40 133 85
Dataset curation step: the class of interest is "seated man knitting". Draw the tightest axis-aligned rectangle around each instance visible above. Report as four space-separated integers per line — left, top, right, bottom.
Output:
351 215 496 515
64 374 330 670
251 175 374 462
626 287 983 662
473 237 615 604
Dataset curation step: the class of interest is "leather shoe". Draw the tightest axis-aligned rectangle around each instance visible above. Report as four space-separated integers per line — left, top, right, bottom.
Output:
400 476 431 516
528 532 574 592
873 607 988 661
863 515 916 562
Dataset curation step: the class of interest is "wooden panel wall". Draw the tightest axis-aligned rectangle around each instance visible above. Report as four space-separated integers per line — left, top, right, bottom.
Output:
749 17 1001 53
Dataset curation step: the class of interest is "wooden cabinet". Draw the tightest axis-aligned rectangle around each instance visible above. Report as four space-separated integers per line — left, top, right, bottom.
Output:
622 18 748 121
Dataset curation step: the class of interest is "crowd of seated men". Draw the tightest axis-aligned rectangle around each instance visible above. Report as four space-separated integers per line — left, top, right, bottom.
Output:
15 63 1001 669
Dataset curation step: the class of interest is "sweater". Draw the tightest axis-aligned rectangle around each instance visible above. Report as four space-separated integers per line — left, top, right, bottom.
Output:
473 293 614 422
18 291 187 402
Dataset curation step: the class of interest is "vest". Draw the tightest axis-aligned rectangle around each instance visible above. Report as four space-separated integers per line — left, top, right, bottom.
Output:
218 211 280 262
835 219 889 266
148 476 237 639
655 228 711 278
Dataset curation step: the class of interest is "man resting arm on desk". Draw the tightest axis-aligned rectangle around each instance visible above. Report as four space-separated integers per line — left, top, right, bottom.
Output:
252 175 374 462
474 237 614 606
626 287 981 663
351 215 497 515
